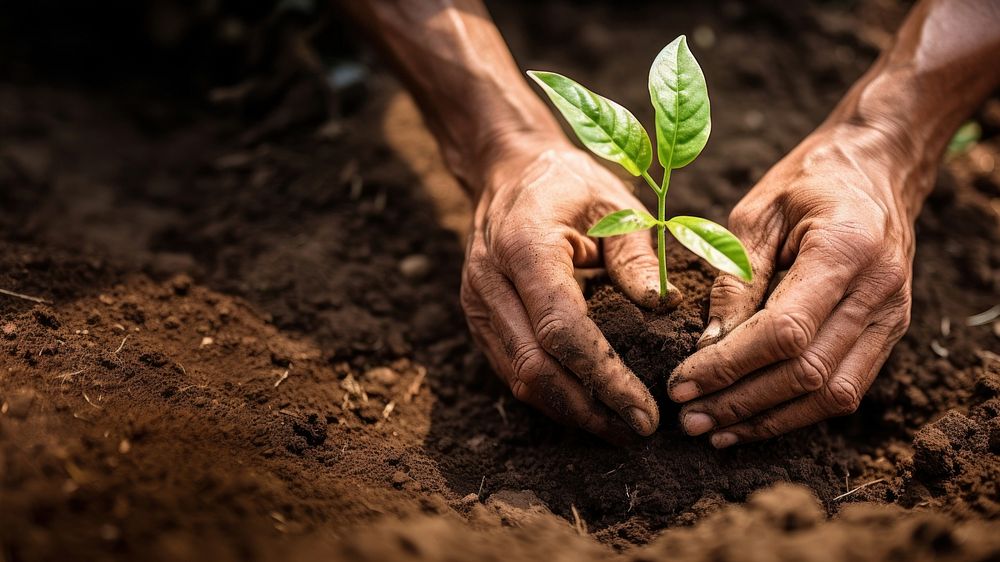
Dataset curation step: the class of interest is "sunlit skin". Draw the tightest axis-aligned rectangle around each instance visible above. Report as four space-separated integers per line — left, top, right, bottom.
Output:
344 0 1000 445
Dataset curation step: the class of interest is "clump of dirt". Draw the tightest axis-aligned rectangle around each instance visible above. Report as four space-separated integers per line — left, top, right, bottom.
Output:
588 242 713 406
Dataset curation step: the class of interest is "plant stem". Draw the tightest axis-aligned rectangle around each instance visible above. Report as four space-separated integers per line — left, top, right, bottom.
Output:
656 192 667 297
655 167 672 297
640 171 660 194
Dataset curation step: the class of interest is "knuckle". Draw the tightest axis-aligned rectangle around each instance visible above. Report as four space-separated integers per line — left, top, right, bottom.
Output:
708 346 743 387
807 225 878 268
758 419 785 439
510 343 546 386
509 377 533 404
870 262 909 297
710 275 747 303
769 310 813 358
794 350 832 392
723 400 755 423
492 226 557 270
535 313 571 353
826 378 862 415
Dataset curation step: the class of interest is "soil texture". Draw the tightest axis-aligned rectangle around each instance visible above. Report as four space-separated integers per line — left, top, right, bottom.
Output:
1 0 999 561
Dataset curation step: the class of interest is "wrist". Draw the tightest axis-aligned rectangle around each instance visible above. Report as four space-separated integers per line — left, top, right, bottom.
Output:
822 68 942 220
433 83 568 198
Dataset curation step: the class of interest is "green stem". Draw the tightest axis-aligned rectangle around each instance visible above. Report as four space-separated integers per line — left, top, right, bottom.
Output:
640 170 661 195
656 192 667 297
656 168 672 297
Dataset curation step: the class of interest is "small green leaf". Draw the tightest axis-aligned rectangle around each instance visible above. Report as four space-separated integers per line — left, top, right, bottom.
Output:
947 121 980 156
665 216 752 281
588 209 658 237
527 70 652 176
649 35 711 170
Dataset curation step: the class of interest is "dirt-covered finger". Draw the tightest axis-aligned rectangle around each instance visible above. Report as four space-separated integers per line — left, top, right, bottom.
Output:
679 294 870 434
699 206 781 347
472 268 635 441
499 242 659 435
707 325 890 447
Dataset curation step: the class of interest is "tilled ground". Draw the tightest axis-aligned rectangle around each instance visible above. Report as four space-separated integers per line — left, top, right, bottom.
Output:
1 1 999 561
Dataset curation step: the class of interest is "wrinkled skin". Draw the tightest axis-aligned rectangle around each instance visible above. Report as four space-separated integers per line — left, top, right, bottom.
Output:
460 141 675 441
348 0 1000 443
670 123 917 447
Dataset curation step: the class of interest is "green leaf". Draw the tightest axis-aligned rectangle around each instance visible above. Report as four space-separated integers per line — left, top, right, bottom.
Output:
588 209 658 237
649 35 711 170
665 216 752 281
527 70 652 176
947 121 980 156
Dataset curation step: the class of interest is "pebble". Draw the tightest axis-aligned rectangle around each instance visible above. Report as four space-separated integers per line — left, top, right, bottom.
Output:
391 470 411 488
364 367 400 386
2 322 16 339
398 254 432 281
3 389 37 419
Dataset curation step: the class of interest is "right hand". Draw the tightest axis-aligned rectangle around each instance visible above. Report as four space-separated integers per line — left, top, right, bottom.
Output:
460 136 676 442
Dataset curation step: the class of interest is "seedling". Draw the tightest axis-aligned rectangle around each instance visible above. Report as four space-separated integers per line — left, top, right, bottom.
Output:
528 35 752 300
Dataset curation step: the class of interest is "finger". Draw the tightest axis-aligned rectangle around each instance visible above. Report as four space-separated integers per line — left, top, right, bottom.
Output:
679 293 870 435
469 269 635 442
707 324 891 447
698 208 782 348
500 234 659 435
669 230 870 403
604 230 682 309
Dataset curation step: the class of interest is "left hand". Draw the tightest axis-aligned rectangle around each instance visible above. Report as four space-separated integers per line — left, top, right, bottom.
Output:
668 122 921 448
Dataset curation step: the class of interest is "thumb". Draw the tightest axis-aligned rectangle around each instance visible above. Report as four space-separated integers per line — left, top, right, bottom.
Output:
604 230 682 310
699 217 777 348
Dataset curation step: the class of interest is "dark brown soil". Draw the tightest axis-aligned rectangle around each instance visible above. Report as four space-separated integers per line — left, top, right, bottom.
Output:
2 1 999 561
588 242 714 405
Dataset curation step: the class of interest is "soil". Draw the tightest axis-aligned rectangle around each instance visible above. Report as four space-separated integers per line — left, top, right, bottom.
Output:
2 1 999 561
587 243 714 407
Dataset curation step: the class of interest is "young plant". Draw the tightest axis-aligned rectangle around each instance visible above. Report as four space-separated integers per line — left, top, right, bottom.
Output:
527 35 752 300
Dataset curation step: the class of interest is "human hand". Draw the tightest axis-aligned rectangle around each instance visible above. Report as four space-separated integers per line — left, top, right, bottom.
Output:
670 123 922 447
461 138 677 441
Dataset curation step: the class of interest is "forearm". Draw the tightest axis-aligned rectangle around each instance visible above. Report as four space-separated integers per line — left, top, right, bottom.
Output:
823 0 1000 216
340 0 564 196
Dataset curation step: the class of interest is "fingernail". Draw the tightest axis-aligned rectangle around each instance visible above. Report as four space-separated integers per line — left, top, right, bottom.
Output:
711 432 738 449
697 317 722 349
682 412 715 436
624 406 654 436
670 381 700 402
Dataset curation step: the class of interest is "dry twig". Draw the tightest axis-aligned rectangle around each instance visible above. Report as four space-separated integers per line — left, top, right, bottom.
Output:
832 478 886 502
113 335 129 354
0 288 51 304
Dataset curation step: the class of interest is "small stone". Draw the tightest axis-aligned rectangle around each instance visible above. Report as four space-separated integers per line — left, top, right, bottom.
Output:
200 337 214 347
364 367 400 386
398 254 432 281
2 323 16 339
163 316 181 330
169 274 193 296
391 470 411 488
118 439 132 454
3 389 37 419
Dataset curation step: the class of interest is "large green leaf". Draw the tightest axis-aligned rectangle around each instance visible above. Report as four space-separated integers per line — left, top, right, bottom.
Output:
527 70 652 176
588 209 657 237
665 216 752 281
649 36 711 170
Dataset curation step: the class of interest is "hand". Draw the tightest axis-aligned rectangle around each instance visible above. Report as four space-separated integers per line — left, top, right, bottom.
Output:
461 138 676 441
670 123 920 447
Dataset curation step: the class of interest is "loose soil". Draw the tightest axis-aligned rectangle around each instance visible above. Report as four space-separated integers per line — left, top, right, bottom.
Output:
2 1 999 561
